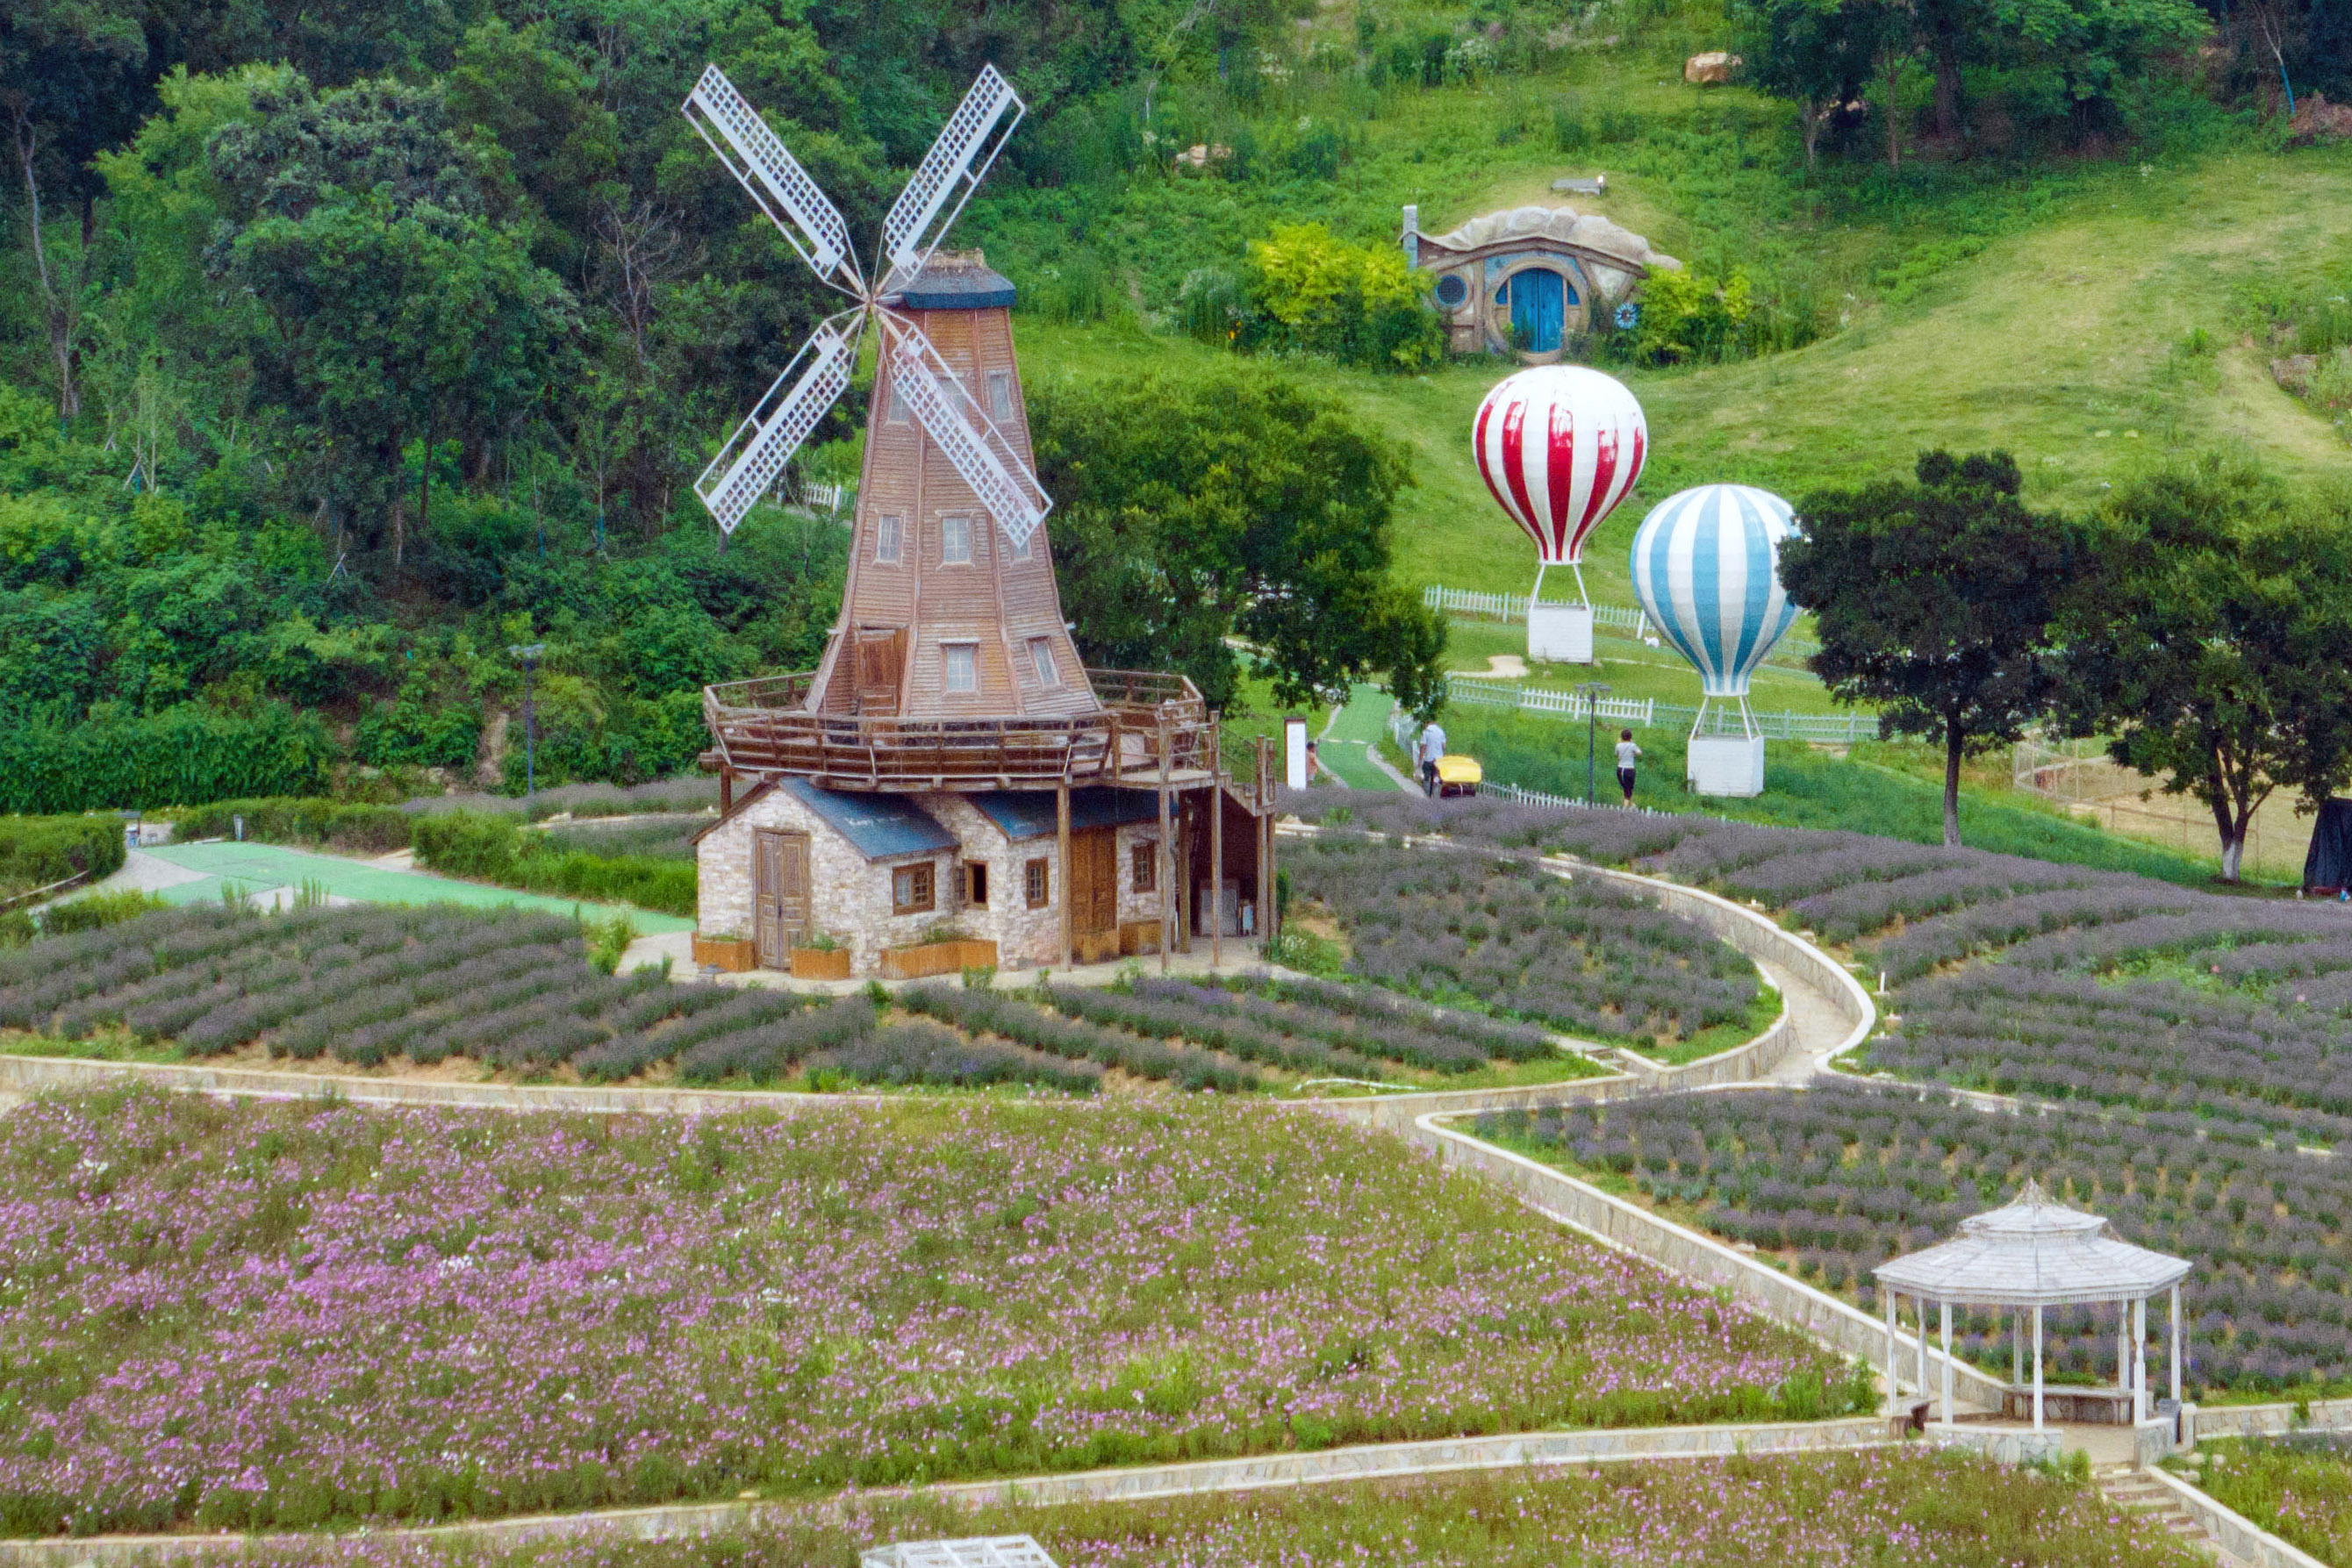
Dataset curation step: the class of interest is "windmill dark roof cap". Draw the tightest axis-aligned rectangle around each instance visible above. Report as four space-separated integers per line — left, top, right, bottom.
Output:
894 258 1017 311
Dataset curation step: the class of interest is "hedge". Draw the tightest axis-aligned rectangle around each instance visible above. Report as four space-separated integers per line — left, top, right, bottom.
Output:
0 814 127 898
176 798 412 854
412 810 696 917
0 703 335 813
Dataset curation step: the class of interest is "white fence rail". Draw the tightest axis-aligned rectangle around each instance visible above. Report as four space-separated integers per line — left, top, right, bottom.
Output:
1440 677 1877 742
1423 583 1820 665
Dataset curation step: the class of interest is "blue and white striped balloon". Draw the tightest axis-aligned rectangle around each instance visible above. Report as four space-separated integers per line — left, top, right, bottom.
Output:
1628 485 1798 698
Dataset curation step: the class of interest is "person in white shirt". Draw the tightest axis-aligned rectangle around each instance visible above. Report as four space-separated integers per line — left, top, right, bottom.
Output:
1614 729 1642 805
1417 720 1448 796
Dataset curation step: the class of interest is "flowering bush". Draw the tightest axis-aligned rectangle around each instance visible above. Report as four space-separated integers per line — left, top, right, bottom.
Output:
1489 1082 2352 1394
2191 1436 2352 1567
0 1092 1865 1535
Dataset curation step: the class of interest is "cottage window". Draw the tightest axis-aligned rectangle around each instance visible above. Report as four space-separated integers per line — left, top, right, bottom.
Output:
943 642 979 693
1028 636 1059 687
1434 273 1469 308
1024 857 1050 908
962 862 989 906
1131 840 1157 894
893 862 936 915
986 369 1015 422
941 514 973 565
875 514 903 565
885 381 910 424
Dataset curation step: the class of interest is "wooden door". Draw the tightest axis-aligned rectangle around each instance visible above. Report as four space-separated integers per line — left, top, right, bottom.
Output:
854 627 905 716
1070 827 1118 935
753 829 810 968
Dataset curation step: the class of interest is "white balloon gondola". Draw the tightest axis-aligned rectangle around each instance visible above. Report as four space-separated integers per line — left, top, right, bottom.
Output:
1628 484 1798 798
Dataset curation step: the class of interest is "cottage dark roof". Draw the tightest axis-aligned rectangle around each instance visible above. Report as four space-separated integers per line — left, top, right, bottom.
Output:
781 778 957 860
969 788 1163 841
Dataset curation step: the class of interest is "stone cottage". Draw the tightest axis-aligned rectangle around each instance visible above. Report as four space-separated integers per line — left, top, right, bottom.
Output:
1402 204 1680 361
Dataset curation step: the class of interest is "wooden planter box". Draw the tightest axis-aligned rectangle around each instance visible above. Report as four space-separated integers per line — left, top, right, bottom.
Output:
692 934 757 972
790 946 853 981
879 938 998 981
1118 920 1162 956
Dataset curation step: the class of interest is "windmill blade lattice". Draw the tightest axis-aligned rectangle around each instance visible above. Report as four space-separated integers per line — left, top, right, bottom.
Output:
695 318 857 534
880 317 1051 548
877 65 1024 297
683 66 858 292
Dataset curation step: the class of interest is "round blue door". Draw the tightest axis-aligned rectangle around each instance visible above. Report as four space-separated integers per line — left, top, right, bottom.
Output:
1504 268 1568 353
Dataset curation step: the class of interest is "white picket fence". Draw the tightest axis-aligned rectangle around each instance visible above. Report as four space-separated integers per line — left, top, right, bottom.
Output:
1422 584 1821 665
1442 676 1879 743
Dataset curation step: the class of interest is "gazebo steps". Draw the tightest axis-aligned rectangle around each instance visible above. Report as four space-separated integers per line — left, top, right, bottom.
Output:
2092 1468 2255 1566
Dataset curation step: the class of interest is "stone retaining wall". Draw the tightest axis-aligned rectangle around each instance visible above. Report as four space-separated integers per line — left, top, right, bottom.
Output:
0 1420 1894 1565
2142 1467 2332 1568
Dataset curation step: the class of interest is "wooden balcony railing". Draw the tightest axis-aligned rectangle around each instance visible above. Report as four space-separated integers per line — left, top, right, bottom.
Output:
701 669 1217 791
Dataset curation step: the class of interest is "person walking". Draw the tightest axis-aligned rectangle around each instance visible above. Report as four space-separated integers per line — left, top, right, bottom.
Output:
1417 718 1448 797
1614 729 1642 806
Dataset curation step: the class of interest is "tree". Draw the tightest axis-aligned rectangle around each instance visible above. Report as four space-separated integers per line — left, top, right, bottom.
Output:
1029 368 1446 716
2056 457 2352 883
1781 451 2083 848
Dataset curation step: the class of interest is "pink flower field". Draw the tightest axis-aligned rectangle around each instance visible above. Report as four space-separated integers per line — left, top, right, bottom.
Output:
0 1090 1868 1536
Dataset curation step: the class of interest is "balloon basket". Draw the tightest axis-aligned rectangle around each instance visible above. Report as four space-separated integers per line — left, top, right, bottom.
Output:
1527 601 1594 663
1687 735 1766 797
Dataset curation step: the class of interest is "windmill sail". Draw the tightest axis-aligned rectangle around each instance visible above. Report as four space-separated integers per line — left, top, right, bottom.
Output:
684 66 859 290
877 65 1023 297
695 320 855 533
882 321 1051 548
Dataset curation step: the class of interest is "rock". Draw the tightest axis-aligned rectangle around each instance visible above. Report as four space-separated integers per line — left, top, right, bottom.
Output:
1552 175 1607 196
1684 52 1740 85
2289 92 2352 144
2274 354 2320 394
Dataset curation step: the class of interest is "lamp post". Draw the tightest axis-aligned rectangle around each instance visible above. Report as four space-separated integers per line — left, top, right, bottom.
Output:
508 642 546 801
1577 682 1611 805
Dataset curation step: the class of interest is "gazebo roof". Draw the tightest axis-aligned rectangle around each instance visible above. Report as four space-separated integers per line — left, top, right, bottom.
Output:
1870 1179 2191 1307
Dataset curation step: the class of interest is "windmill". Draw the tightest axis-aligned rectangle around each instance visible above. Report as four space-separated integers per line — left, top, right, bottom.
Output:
683 63 1050 548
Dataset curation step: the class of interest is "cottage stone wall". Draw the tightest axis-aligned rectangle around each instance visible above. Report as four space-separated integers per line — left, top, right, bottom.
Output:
700 786 1199 975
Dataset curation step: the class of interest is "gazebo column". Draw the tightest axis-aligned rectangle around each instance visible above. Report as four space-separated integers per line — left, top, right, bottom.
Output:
2012 1310 2024 1390
2033 1305 2045 1430
1940 1298 1954 1429
2169 1283 2183 1407
2133 1295 2148 1422
1883 1290 1900 1417
2115 1301 2130 1407
1915 1297 1928 1400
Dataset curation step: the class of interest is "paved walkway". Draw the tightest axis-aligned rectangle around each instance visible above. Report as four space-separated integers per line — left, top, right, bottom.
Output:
101 843 692 932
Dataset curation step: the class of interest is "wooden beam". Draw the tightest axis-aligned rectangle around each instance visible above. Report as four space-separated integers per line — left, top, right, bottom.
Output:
1209 717 1223 969
1057 783 1072 970
1158 716 1172 976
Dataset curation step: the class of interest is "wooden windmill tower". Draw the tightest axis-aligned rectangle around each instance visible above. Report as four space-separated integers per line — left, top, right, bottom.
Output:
680 65 1280 977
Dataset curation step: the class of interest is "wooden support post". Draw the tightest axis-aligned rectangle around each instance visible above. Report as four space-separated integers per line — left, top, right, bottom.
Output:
1158 717 1172 976
1057 783 1072 970
1210 719 1223 970
720 768 733 814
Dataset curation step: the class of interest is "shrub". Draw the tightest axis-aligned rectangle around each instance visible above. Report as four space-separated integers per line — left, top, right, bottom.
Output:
176 797 412 853
1243 223 1445 370
412 808 697 916
0 702 335 813
40 889 169 935
0 813 125 896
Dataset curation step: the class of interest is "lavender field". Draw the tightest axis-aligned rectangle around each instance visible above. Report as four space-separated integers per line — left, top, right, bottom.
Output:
194 1450 2202 1567
1282 829 1765 1052
0 1090 1868 1536
1486 1083 2352 1394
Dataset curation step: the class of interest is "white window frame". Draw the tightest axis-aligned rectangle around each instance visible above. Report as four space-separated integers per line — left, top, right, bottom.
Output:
943 641 979 693
986 369 1015 423
1010 526 1034 562
1028 635 1060 687
875 514 902 565
941 513 974 566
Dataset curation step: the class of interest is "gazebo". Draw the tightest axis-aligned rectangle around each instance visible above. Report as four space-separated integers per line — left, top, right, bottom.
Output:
1872 1179 2192 1431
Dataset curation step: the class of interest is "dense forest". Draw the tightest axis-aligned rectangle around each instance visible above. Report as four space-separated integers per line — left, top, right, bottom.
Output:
3 0 2343 809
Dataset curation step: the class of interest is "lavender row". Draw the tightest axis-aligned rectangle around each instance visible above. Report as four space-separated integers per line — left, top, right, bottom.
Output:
895 984 1258 1091
1483 1083 2352 1393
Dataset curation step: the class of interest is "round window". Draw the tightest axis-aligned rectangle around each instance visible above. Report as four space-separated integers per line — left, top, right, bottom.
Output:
1434 274 1469 308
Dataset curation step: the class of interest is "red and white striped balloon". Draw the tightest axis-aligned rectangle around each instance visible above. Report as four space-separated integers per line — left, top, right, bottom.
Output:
1473 366 1647 567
